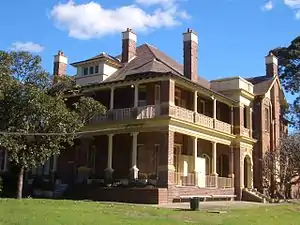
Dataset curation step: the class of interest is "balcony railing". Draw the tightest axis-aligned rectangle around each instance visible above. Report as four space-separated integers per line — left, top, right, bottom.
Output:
195 113 214 128
215 120 231 134
242 127 250 137
89 105 160 124
169 105 194 123
89 104 233 135
174 172 234 188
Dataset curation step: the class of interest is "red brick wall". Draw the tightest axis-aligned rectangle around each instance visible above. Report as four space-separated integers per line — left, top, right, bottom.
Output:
53 62 67 76
184 40 198 82
122 38 136 63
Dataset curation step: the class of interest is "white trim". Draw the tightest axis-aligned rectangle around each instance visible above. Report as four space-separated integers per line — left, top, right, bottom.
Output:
122 31 137 42
54 55 68 64
265 55 278 65
183 32 198 44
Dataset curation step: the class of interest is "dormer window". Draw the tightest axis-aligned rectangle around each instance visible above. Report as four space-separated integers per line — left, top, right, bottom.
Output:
89 67 94 75
83 68 88 75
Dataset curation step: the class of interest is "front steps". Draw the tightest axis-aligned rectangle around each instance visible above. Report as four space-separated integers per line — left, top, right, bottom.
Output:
242 188 270 203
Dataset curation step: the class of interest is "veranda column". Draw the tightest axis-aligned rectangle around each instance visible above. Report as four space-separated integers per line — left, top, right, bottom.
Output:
130 132 139 179
249 107 253 138
211 141 218 187
194 91 198 112
193 91 198 123
105 134 114 180
229 146 235 187
213 97 217 128
134 84 139 108
192 137 198 186
230 106 234 134
110 87 114 110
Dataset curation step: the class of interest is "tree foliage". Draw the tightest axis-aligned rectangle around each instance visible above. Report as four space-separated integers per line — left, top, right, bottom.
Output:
0 51 106 198
272 36 300 129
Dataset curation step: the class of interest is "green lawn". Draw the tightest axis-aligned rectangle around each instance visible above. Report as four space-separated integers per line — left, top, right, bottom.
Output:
0 199 300 225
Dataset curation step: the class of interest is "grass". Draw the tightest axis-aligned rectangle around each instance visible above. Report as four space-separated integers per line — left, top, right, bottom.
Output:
0 199 300 225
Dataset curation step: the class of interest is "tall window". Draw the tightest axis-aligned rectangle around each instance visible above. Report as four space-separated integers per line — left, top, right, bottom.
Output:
83 68 88 75
95 65 99 74
265 107 270 132
175 88 186 107
199 100 205 114
154 85 160 105
89 66 94 75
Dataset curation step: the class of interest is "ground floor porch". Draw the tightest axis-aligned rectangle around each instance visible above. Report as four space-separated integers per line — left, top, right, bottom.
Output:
28 128 254 201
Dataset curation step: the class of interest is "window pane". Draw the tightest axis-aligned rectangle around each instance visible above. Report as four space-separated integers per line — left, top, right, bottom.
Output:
89 67 94 74
84 68 88 75
95 66 99 74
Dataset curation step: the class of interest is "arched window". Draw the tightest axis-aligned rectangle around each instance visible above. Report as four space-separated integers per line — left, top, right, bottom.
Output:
201 154 211 175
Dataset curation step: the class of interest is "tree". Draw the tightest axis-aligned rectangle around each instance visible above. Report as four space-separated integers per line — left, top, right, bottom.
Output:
0 51 105 198
262 133 300 199
272 37 300 129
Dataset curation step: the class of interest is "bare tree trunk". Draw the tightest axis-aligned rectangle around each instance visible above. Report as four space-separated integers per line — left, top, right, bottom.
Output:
17 166 24 199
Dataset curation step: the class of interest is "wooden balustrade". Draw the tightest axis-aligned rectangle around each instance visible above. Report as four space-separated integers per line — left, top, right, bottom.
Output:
169 105 194 123
173 172 234 188
195 113 214 128
215 120 232 134
89 105 233 135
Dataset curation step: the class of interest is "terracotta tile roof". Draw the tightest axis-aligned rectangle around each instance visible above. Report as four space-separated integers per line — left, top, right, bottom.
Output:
246 76 274 95
71 52 121 66
103 44 210 88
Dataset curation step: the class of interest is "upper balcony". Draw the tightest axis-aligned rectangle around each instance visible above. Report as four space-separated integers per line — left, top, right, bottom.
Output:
89 104 233 134
84 79 252 138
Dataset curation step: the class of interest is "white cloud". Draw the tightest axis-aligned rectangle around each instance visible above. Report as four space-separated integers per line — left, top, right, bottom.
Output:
284 0 300 8
261 1 273 11
10 42 44 53
50 0 189 40
283 0 300 19
135 0 175 7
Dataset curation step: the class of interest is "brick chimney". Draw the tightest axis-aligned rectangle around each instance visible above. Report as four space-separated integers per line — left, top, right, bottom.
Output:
53 50 68 76
122 28 137 63
183 28 198 82
265 51 278 77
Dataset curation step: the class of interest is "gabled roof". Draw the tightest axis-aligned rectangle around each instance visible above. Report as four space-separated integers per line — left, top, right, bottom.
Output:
246 76 274 95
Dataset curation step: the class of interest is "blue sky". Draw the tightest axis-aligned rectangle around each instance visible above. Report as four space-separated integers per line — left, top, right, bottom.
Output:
0 0 299 89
